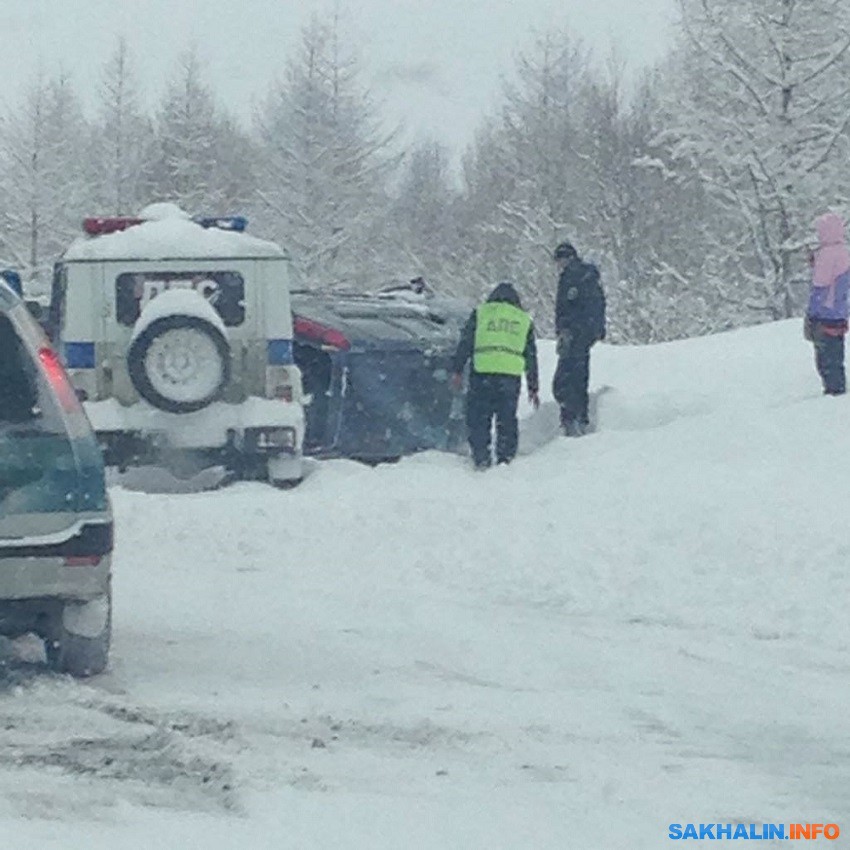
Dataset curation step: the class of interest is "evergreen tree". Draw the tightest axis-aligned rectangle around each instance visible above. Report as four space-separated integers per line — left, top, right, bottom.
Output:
149 49 252 214
92 37 155 215
253 13 398 289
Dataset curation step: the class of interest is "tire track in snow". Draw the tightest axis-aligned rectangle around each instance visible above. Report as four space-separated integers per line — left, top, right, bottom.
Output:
0 670 241 817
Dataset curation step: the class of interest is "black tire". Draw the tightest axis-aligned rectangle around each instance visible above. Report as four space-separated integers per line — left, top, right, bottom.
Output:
44 594 112 677
128 314 231 414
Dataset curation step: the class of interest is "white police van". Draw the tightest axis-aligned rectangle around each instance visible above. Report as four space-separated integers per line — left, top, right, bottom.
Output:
50 204 304 486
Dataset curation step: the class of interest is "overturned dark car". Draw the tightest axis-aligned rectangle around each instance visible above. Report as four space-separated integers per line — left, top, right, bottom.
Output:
291 283 472 461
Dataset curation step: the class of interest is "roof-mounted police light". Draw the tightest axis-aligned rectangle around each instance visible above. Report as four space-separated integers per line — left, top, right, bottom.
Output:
193 216 248 232
83 217 144 236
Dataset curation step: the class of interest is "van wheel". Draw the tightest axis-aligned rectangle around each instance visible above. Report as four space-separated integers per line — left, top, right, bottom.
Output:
44 595 112 677
128 314 231 414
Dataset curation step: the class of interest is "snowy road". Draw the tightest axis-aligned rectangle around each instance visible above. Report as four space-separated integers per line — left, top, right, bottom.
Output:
1 327 849 848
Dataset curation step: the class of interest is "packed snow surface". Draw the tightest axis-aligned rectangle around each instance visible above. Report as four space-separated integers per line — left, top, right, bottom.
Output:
1 319 848 849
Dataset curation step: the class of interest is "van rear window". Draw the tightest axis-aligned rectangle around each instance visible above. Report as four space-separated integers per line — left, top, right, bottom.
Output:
115 271 245 327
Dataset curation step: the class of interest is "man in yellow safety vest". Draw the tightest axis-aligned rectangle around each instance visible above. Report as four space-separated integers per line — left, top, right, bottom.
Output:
451 282 539 469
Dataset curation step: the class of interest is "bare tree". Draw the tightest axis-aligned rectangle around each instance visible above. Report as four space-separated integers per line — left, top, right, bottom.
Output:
456 28 595 327
0 73 94 292
661 0 850 321
388 139 463 292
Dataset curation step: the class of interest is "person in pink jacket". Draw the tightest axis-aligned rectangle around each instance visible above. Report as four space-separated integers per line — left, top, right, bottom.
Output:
805 212 850 395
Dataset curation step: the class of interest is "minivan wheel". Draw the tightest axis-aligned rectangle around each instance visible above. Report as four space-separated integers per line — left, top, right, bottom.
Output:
44 594 112 677
128 314 231 414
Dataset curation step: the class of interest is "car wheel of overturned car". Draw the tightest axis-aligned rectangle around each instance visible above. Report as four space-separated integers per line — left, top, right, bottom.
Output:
128 314 231 414
44 593 112 677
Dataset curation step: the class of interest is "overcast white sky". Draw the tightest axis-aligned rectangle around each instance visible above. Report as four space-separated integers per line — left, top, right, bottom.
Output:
1 0 676 154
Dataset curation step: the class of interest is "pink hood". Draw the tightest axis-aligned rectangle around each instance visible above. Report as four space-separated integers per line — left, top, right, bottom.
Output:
813 213 850 292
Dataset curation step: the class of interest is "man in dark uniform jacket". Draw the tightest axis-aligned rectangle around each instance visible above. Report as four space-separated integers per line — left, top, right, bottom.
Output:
552 241 606 436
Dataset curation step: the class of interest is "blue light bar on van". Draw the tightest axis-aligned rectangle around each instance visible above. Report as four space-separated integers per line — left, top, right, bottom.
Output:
63 342 96 369
0 269 23 296
267 339 294 365
194 216 248 232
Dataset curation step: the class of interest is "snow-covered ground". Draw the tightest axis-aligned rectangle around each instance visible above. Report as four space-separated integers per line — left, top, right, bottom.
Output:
2 320 849 848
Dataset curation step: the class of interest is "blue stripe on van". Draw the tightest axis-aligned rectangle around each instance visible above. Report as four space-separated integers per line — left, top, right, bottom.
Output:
267 339 294 365
63 341 96 368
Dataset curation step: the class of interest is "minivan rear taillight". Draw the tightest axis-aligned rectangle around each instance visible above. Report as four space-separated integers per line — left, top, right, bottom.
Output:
38 347 82 412
64 555 103 567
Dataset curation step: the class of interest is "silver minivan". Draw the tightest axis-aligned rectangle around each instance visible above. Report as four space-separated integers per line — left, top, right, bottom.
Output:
0 281 113 676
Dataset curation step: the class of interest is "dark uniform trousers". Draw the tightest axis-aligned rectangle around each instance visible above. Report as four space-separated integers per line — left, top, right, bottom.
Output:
466 373 521 467
553 347 591 426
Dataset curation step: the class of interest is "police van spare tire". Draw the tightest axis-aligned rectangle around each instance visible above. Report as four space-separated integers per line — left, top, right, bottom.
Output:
127 289 231 414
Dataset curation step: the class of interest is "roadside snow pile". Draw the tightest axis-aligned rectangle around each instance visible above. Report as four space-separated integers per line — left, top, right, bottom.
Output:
525 318 817 424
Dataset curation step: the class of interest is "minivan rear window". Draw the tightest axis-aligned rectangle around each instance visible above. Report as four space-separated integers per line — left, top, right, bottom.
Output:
115 271 246 327
0 313 38 423
1 310 92 517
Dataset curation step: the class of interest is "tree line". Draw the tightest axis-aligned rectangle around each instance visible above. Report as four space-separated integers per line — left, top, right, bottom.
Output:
2 1 849 341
